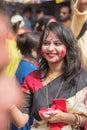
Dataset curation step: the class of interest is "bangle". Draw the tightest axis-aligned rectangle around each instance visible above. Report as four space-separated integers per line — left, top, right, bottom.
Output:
84 120 87 130
79 115 83 126
73 114 80 128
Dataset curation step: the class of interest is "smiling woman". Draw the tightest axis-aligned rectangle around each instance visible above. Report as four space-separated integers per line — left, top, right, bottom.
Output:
41 31 66 63
8 21 87 130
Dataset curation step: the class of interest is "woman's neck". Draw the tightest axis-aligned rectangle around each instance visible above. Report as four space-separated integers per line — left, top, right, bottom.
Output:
42 61 64 86
48 61 63 75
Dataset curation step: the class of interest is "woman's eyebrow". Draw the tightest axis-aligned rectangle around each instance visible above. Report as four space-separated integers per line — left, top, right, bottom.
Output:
55 39 62 41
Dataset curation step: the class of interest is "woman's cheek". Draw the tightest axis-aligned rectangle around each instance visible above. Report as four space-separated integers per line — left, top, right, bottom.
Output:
61 49 66 58
41 50 45 57
54 49 66 62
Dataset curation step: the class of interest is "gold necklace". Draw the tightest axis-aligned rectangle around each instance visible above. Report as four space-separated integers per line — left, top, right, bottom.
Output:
46 80 64 107
47 72 63 81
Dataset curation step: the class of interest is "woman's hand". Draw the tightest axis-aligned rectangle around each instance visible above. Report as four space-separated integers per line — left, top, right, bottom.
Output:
40 109 65 123
47 110 65 123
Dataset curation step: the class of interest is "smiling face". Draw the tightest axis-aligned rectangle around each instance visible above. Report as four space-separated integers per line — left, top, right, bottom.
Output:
41 31 66 64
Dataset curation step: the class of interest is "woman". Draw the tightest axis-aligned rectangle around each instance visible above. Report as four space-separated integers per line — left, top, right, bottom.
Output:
9 22 87 130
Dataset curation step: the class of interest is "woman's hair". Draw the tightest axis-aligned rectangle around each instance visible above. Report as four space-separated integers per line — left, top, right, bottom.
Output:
17 31 41 57
38 21 82 84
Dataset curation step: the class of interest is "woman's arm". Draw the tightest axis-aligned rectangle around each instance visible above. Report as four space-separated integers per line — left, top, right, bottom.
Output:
9 105 29 128
77 0 87 12
46 110 87 128
62 112 87 127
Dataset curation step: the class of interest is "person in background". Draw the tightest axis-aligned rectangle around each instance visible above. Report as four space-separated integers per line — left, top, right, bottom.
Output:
71 0 87 129
0 9 11 72
71 0 87 70
11 14 25 35
59 5 71 27
10 31 41 130
34 8 47 31
8 21 87 130
36 15 56 32
23 7 33 31
4 14 24 77
0 7 23 130
15 31 41 85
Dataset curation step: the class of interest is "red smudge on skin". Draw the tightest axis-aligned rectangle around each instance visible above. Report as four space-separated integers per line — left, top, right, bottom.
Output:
61 49 66 57
41 51 45 56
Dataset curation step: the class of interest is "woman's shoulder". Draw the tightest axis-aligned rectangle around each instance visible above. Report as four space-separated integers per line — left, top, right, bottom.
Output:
76 69 87 90
26 70 41 79
22 70 42 92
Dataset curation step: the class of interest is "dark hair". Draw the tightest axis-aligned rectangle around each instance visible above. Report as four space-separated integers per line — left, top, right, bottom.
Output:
23 7 32 14
36 15 55 32
36 8 47 15
17 31 41 57
12 21 22 34
60 5 71 14
38 22 81 84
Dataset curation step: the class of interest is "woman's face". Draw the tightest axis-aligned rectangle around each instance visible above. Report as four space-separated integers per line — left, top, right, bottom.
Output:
41 31 66 63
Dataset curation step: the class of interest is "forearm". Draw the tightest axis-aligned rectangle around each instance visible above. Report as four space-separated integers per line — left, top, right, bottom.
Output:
63 112 87 127
77 0 87 12
9 105 29 128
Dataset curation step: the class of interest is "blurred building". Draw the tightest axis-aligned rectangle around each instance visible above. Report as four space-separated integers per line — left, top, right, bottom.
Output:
4 0 69 3
4 0 48 3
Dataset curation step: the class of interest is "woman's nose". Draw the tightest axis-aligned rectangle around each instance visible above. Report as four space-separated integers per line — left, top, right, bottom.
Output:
48 44 54 51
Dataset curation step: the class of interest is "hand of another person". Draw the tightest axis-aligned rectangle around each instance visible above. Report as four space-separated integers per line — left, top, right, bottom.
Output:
0 74 24 111
0 74 24 129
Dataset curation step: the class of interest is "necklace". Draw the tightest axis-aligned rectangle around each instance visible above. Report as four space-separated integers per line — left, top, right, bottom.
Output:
47 71 63 81
46 80 64 107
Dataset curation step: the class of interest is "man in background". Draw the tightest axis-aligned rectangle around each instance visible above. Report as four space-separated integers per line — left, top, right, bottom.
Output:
23 7 33 31
59 5 71 27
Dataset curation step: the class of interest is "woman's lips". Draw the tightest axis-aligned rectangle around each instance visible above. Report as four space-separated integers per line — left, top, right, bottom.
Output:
47 53 57 57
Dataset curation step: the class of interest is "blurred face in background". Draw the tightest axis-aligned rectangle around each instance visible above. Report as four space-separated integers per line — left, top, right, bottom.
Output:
59 6 70 22
37 12 44 21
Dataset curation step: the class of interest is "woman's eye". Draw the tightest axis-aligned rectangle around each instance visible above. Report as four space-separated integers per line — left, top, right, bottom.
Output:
54 42 62 46
43 41 50 45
